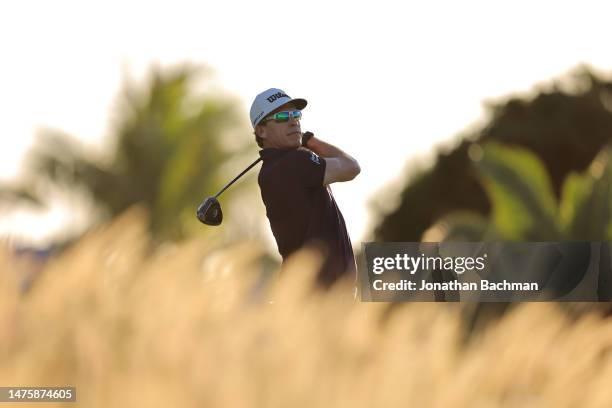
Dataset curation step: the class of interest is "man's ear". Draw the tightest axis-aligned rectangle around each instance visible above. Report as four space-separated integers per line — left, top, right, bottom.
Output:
256 124 267 139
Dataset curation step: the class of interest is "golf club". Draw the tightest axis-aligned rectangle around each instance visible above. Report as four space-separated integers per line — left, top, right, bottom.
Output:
196 157 262 226
196 132 314 226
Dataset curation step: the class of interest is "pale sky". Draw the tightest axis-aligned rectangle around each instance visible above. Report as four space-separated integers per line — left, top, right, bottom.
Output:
1 0 612 247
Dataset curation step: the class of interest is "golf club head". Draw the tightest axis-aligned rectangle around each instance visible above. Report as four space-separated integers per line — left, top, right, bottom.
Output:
196 197 223 226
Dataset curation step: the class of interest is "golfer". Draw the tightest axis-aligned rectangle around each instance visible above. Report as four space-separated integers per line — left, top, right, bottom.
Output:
250 88 360 287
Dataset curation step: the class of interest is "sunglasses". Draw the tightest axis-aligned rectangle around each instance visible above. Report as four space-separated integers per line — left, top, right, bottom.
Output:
263 110 302 123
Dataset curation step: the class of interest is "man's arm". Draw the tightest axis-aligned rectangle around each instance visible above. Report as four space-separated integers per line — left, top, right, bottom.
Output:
304 135 360 185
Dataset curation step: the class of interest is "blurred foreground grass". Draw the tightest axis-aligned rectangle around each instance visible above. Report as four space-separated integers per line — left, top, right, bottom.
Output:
2 208 612 407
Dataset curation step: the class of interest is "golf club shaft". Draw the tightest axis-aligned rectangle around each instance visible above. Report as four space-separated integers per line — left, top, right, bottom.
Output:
214 157 262 198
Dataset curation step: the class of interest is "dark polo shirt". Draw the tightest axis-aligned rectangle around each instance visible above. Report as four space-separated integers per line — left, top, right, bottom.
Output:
258 147 356 286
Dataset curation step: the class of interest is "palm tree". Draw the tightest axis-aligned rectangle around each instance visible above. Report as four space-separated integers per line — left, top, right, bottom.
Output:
3 64 256 243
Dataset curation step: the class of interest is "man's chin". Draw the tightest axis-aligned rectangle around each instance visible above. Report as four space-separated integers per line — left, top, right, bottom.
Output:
288 138 301 148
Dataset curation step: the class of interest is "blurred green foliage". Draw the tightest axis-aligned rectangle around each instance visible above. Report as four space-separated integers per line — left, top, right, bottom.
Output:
2 65 254 243
374 66 612 242
426 142 612 241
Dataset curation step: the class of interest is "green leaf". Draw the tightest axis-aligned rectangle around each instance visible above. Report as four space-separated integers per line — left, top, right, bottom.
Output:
475 143 559 240
561 146 612 240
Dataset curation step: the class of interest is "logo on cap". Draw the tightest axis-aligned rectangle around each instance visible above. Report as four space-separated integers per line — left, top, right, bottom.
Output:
266 92 289 103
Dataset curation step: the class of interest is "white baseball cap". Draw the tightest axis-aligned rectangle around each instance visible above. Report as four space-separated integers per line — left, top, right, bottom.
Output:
250 88 307 128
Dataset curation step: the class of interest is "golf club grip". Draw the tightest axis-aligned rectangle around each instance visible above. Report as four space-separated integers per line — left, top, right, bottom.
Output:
214 157 262 198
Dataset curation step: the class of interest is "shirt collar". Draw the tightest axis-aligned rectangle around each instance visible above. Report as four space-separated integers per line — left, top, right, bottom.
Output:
259 148 295 161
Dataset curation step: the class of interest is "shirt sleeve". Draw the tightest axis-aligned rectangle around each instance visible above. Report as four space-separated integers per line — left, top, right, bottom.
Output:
289 149 326 188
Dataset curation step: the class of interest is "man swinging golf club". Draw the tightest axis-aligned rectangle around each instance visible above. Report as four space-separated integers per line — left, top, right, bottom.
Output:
251 88 360 287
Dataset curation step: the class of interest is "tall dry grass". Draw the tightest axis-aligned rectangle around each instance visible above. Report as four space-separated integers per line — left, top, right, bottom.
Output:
2 208 612 407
